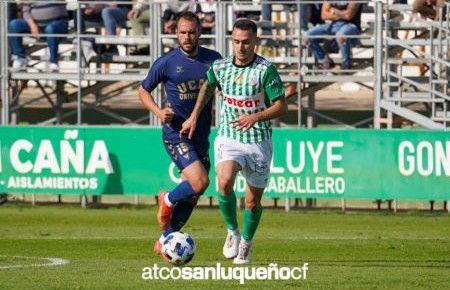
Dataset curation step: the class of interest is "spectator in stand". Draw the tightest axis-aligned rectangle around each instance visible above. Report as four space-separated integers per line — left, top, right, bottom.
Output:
8 1 20 22
74 1 132 55
9 2 68 71
412 0 446 20
128 0 151 55
100 1 132 54
197 0 216 35
303 1 362 70
261 1 322 33
162 0 197 34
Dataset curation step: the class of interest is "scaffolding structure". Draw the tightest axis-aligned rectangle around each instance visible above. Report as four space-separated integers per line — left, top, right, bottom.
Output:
0 0 448 129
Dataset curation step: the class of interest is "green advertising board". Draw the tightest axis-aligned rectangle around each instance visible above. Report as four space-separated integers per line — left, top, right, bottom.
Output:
0 126 448 200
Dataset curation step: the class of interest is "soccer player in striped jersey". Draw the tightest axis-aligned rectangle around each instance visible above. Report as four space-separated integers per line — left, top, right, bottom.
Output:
180 19 288 264
138 12 221 259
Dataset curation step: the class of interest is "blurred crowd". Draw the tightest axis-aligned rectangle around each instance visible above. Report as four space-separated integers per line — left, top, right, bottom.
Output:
6 0 447 72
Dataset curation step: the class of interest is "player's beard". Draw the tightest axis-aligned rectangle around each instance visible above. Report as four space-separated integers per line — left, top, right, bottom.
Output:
180 42 198 55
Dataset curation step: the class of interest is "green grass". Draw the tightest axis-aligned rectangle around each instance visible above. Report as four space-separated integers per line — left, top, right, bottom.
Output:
0 204 449 289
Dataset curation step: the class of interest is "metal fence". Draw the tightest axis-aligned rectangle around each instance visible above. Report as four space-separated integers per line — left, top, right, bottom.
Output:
0 0 448 128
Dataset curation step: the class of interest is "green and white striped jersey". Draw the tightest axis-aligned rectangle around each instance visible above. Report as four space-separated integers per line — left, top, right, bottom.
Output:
206 55 285 144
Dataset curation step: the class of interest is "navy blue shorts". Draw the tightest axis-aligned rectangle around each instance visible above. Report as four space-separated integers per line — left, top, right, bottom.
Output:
162 133 211 173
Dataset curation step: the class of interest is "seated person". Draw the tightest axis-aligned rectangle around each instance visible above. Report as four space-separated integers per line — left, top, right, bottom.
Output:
9 3 68 71
128 0 151 55
74 0 132 54
261 1 322 32
302 3 324 31
303 1 362 70
162 0 197 34
197 0 216 35
412 0 446 20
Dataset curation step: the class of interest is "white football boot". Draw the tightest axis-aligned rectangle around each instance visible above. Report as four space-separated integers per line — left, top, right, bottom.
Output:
233 239 252 264
223 229 241 259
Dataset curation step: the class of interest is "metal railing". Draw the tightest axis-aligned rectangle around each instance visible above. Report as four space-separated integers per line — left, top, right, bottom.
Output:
381 1 449 129
0 0 448 129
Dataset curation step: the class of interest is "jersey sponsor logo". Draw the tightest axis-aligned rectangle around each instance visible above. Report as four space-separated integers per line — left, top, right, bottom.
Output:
177 79 206 93
179 93 198 100
223 95 261 108
176 66 184 73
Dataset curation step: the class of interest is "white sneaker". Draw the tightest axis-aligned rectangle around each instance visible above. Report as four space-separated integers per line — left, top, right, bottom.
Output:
233 239 252 264
81 40 97 63
49 63 59 72
223 229 241 259
11 57 28 71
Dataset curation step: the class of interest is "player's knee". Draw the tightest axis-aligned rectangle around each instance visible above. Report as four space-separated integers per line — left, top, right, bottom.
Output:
217 177 234 195
191 175 209 194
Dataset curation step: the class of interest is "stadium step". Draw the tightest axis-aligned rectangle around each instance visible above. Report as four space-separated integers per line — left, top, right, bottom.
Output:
433 111 450 122
380 100 446 129
388 91 444 102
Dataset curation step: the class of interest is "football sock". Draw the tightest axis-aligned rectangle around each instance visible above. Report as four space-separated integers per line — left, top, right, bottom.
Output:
242 204 262 241
162 199 197 237
167 180 198 204
218 192 238 231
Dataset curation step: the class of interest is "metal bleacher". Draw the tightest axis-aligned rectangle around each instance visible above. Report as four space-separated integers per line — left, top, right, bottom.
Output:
0 0 449 129
381 2 450 129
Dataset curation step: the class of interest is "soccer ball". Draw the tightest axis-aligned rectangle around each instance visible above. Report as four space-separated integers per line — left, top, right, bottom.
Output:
161 231 195 266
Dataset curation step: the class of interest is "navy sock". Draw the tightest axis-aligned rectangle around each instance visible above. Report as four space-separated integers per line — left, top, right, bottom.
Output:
163 199 197 237
168 180 198 204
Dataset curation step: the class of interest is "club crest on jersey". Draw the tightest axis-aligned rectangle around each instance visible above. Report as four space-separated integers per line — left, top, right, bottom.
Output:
176 66 184 73
233 73 243 84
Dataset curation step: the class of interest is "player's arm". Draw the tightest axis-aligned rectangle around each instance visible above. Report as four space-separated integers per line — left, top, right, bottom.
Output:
138 86 174 124
179 80 217 139
232 97 287 132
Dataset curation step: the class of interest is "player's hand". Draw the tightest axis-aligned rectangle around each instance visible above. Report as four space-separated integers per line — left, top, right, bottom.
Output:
179 115 197 139
159 108 174 124
230 113 258 132
127 9 140 20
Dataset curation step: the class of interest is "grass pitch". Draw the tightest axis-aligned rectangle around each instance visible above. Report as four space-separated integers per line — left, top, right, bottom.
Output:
0 203 449 289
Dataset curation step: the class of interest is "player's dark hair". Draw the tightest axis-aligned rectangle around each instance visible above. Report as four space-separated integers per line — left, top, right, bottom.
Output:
232 18 257 35
176 11 201 29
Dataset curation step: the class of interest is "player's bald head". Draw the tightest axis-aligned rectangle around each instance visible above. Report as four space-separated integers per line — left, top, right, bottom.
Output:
176 11 201 31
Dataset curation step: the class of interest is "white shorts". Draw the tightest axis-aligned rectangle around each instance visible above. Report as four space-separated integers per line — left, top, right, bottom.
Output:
214 136 273 188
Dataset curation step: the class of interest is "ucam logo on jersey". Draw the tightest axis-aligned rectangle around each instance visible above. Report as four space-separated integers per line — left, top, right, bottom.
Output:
0 130 113 191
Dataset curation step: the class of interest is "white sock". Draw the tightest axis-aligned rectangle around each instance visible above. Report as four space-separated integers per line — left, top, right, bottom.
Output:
159 234 166 244
227 228 240 235
241 238 252 246
164 193 173 207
